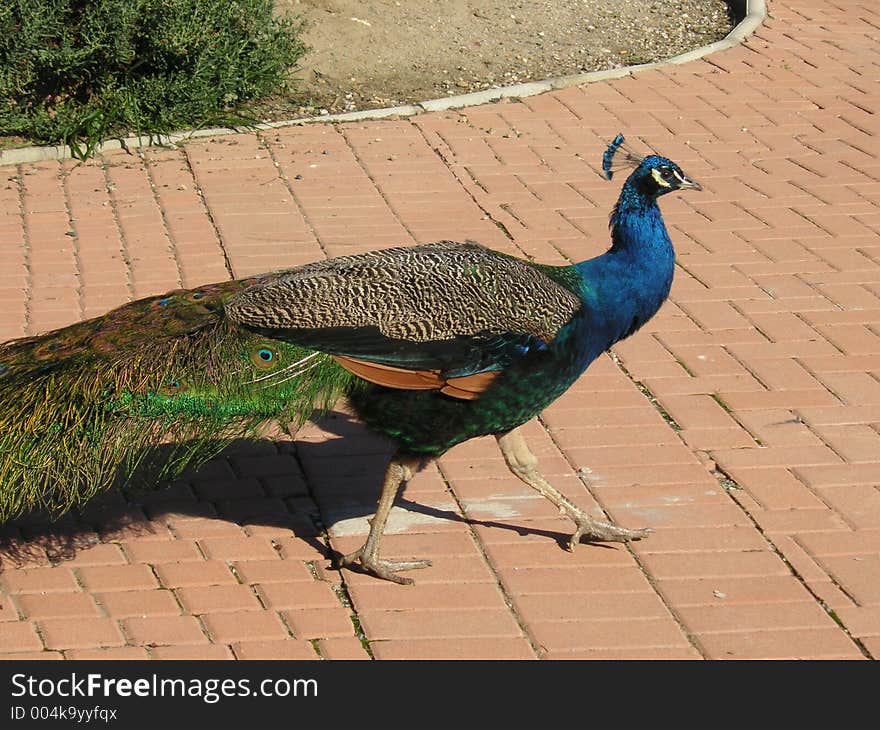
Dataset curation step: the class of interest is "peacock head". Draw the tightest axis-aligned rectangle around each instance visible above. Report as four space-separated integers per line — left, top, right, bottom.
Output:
631 154 702 198
603 133 701 201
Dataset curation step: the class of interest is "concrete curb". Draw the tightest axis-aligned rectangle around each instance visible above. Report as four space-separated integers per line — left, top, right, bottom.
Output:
0 0 766 168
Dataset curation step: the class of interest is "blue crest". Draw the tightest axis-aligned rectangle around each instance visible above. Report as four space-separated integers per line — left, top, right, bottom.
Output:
602 133 645 181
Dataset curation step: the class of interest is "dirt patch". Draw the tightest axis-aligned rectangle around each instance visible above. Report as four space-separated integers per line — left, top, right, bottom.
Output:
278 0 736 116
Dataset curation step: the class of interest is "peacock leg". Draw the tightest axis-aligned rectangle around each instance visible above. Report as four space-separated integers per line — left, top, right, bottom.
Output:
338 453 432 585
496 426 651 549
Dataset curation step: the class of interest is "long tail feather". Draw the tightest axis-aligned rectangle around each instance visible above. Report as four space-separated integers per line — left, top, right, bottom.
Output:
0 280 357 523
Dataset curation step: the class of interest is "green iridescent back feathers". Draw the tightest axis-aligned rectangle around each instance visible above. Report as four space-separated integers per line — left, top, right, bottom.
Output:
0 278 357 522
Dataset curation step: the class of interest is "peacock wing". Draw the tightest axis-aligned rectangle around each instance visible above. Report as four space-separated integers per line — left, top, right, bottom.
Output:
224 241 583 381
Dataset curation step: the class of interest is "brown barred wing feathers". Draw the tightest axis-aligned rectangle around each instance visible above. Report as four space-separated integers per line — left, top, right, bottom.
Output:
225 241 581 378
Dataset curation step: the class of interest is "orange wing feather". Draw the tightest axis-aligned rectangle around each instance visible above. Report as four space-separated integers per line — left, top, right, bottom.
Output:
332 356 498 401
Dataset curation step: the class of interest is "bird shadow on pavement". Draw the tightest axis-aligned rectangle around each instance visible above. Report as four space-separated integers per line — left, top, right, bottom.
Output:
0 411 597 573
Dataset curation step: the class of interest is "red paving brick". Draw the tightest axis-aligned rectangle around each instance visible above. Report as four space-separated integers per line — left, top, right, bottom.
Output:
530 617 691 653
0 622 44 653
65 647 150 660
230 559 316 584
280 608 355 640
122 539 203 564
675 601 837 635
153 561 238 588
255 581 340 610
149 644 234 660
358 608 523 641
2 0 879 659
38 618 125 651
16 593 101 620
231 639 318 660
698 628 864 660
121 616 209 647
96 590 181 619
175 585 263 615
316 637 371 660
370 638 536 660
201 611 290 644
76 564 160 593
0 567 79 594
548 646 702 659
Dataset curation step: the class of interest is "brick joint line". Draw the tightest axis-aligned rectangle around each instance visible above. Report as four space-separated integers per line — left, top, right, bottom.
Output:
100 158 136 304
139 150 186 290
181 146 236 280
14 165 33 337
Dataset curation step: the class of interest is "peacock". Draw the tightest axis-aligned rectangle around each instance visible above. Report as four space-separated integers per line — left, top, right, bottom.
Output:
0 134 700 584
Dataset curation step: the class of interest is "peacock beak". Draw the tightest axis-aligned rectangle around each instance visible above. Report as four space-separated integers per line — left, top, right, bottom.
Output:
677 174 702 192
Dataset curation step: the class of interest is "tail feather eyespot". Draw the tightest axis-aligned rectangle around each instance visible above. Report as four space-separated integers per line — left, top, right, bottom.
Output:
158 378 189 395
251 346 279 369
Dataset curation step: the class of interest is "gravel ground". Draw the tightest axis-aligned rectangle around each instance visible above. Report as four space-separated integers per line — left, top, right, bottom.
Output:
276 0 736 116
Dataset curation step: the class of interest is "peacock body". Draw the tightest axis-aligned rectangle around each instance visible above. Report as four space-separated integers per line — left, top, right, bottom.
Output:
0 135 700 583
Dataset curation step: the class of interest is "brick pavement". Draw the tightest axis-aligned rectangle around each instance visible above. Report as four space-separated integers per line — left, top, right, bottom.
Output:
1 0 879 659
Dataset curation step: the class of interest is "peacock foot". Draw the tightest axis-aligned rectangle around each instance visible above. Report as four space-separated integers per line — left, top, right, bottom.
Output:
495 428 652 552
566 511 652 551
339 546 432 585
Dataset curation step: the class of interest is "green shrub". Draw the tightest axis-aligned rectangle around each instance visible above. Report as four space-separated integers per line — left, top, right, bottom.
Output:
0 0 307 157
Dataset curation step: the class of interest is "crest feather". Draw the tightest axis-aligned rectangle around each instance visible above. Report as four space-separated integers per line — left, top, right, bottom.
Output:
602 133 645 181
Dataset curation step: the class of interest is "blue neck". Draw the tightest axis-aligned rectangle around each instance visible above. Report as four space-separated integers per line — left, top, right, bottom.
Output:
574 186 675 346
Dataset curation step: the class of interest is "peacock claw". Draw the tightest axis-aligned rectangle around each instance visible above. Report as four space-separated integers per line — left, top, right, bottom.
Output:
567 517 653 551
339 548 431 585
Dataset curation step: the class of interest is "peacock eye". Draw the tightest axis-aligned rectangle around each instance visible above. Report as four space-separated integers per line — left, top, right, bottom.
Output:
660 167 674 180
259 349 273 361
